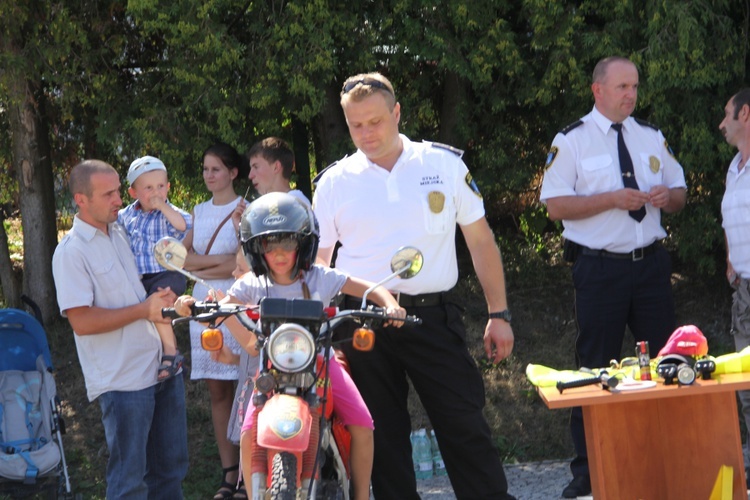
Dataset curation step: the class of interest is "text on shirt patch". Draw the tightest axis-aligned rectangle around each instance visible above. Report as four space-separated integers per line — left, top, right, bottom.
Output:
420 175 444 186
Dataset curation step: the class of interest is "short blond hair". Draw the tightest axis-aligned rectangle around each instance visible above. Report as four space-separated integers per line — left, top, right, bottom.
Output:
340 72 396 110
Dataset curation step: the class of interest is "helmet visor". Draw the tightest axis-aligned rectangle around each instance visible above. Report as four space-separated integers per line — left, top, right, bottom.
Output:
260 234 299 254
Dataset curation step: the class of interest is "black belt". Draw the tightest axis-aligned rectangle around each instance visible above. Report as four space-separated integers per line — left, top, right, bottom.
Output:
343 291 446 309
579 242 659 262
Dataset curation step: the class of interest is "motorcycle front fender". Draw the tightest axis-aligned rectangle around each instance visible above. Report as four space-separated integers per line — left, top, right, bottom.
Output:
257 394 312 453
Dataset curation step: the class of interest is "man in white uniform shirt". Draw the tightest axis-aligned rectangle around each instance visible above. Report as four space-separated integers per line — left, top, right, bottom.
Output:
540 56 687 497
720 87 750 485
313 72 515 500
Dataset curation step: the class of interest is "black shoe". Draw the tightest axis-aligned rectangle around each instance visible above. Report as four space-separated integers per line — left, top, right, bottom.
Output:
562 475 591 498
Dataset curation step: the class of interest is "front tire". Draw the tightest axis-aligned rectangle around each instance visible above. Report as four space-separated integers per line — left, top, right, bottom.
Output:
270 451 297 500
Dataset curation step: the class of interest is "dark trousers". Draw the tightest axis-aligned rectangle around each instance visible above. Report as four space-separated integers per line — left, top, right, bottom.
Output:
569 246 675 478
141 270 187 296
337 301 512 500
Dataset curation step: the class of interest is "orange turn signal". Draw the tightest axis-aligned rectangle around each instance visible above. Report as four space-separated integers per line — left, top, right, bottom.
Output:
201 328 224 351
352 327 375 352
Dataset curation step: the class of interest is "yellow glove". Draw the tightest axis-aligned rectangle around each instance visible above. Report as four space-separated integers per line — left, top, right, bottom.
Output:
711 346 750 374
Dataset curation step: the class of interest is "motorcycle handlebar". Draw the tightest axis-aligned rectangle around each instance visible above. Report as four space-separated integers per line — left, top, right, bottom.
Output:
331 307 422 326
161 302 256 326
161 308 180 319
161 301 422 329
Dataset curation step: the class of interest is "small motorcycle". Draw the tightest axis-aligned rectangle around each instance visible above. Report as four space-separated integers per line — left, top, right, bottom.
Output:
158 240 423 499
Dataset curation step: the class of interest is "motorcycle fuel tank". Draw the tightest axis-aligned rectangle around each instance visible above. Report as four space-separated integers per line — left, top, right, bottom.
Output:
257 394 312 452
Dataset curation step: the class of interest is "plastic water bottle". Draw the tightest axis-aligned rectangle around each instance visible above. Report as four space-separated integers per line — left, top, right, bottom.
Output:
429 429 447 476
412 428 433 479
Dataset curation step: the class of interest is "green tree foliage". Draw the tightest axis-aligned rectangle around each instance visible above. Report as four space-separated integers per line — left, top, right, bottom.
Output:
515 0 748 273
0 0 748 310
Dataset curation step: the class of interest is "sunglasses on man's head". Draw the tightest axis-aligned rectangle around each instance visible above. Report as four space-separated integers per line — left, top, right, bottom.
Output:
341 78 393 96
260 235 299 254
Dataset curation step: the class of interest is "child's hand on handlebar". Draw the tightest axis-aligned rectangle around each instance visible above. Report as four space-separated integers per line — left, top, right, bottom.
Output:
174 295 195 317
384 306 407 328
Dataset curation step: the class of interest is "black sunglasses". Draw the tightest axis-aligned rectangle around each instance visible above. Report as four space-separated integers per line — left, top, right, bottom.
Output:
342 78 393 96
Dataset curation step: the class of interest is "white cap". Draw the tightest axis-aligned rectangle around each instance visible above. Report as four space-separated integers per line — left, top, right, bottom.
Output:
127 155 167 185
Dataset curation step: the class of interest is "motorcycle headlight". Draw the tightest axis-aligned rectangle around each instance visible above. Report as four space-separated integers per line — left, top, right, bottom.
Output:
267 323 316 373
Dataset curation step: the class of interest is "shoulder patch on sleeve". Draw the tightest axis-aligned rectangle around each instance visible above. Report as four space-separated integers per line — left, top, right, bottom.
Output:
545 146 559 169
560 120 583 135
465 172 482 199
634 117 659 131
312 158 342 186
427 141 464 158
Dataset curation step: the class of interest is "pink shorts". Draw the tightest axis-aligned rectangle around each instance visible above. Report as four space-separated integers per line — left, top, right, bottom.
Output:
241 356 374 432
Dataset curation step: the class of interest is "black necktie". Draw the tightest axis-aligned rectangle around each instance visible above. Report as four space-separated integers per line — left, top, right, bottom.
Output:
611 123 645 222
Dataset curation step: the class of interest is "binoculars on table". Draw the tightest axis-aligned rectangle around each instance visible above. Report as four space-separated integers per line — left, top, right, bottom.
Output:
656 354 716 385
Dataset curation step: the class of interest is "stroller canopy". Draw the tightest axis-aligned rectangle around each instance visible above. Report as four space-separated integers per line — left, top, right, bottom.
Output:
0 309 53 372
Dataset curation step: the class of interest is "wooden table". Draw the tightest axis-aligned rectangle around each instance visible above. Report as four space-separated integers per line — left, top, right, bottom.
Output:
538 373 750 499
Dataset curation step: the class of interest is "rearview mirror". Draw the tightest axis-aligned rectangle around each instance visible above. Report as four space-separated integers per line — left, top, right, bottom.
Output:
154 237 215 294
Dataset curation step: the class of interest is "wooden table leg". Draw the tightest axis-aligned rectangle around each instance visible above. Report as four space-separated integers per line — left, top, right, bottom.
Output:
583 391 746 499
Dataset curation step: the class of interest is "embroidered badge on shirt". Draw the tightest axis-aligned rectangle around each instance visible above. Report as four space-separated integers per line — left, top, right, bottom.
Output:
546 146 559 169
649 156 660 173
465 173 482 199
428 191 445 213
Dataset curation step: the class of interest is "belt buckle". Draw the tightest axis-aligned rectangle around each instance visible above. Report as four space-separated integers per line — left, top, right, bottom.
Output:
632 247 644 262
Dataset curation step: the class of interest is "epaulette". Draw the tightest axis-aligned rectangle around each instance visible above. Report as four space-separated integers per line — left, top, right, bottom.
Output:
560 120 583 135
312 158 343 186
427 141 464 158
634 117 659 131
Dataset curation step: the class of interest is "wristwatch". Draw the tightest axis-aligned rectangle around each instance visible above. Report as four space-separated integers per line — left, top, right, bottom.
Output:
488 310 512 323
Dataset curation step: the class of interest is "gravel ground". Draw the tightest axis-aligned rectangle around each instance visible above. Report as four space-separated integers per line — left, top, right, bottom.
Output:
417 461 750 499
416 460 584 500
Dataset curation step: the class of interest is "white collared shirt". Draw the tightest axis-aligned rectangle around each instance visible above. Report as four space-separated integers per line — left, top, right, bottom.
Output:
52 216 161 401
313 135 485 294
722 153 750 277
540 106 686 252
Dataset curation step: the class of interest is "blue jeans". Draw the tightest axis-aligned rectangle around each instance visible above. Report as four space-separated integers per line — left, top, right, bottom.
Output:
98 374 188 500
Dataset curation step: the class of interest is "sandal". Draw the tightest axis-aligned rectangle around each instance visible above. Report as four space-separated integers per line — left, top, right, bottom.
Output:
214 464 238 500
158 352 184 381
233 480 247 499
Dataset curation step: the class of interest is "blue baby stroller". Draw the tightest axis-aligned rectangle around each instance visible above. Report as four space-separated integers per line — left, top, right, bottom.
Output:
0 299 72 499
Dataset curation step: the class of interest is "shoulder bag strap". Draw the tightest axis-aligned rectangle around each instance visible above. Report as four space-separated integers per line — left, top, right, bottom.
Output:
202 211 234 255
